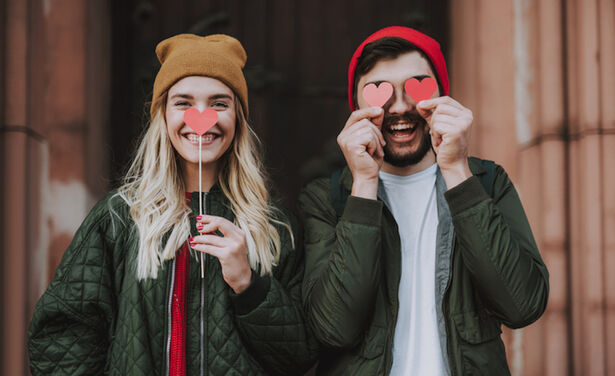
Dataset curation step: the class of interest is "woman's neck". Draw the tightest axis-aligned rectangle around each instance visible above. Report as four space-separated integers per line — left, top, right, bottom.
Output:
182 160 218 192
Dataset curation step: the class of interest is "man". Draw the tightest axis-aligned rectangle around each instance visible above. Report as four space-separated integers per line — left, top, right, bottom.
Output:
298 26 549 375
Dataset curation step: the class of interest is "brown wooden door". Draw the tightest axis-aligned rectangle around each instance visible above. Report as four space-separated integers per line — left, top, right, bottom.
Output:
110 0 450 207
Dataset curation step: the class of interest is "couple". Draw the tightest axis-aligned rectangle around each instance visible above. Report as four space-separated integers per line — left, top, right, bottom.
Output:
27 27 549 376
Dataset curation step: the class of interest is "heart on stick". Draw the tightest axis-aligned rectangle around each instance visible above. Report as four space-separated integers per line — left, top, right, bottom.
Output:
404 77 437 103
183 108 218 136
183 109 216 279
362 82 393 107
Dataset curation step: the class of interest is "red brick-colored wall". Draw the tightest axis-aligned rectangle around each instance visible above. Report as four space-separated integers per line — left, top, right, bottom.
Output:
451 0 615 374
1 1 110 375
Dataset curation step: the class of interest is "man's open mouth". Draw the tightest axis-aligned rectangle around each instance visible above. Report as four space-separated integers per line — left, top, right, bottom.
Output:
385 122 418 139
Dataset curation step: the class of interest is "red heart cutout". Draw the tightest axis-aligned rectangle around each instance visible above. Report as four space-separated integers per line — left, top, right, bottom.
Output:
183 108 218 136
362 82 393 107
404 77 437 102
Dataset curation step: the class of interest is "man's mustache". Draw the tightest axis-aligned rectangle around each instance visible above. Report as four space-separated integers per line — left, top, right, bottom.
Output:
383 112 426 128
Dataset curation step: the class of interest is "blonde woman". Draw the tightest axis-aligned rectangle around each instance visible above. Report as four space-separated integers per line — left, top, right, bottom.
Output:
28 34 317 376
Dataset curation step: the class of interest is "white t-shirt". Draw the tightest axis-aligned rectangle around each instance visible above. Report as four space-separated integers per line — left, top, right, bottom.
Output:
379 163 448 376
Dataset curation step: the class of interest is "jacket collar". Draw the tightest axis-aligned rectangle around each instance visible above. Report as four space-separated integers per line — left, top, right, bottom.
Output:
187 181 226 201
187 181 233 219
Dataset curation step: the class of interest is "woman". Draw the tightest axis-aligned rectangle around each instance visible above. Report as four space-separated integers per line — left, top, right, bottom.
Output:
28 33 317 375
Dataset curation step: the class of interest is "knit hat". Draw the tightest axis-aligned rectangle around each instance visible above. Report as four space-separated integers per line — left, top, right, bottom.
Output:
151 33 249 118
347 26 449 111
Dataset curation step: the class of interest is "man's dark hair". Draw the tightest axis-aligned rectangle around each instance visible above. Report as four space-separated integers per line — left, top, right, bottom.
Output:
352 37 442 108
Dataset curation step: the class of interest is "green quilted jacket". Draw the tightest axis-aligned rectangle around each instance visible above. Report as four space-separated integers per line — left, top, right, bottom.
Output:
28 185 318 375
298 158 549 375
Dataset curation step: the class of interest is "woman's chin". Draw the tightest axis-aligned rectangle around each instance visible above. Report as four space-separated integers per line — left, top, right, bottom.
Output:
172 138 232 168
178 152 221 168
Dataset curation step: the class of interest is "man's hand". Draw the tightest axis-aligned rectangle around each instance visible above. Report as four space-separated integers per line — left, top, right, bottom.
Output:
337 107 386 199
417 96 473 189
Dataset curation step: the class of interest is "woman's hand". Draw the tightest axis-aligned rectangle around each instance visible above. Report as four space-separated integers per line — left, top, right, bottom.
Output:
190 215 252 293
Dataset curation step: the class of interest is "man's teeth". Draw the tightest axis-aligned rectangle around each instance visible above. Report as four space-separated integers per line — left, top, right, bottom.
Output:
187 134 216 142
389 123 413 131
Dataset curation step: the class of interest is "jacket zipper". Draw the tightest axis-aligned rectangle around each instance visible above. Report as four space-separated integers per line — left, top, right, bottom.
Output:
200 192 208 376
380 205 400 375
165 258 177 376
200 268 206 375
442 232 456 376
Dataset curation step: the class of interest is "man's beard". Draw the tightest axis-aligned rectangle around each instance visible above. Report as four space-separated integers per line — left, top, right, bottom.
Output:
382 112 432 167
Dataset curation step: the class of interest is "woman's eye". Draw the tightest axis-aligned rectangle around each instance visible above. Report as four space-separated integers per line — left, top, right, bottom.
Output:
175 101 190 107
213 101 229 108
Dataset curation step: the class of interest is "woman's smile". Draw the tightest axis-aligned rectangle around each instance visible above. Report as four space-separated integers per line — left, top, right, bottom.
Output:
182 131 221 145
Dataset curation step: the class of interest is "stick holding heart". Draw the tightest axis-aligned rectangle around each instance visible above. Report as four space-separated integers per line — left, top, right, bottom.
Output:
183 107 218 278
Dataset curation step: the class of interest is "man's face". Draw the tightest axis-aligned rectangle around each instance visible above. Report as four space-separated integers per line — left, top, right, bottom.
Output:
356 51 440 167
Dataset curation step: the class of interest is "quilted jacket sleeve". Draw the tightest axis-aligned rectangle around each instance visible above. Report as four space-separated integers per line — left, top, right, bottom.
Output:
444 164 550 328
28 194 122 375
297 178 384 349
229 207 319 375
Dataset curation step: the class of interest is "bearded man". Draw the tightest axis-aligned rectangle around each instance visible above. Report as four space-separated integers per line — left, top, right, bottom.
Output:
298 26 549 376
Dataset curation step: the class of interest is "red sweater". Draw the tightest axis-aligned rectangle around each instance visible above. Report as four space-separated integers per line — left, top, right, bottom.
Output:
169 242 188 376
169 194 192 376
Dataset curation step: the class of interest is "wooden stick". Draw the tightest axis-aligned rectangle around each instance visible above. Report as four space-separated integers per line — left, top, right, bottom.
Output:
199 136 205 278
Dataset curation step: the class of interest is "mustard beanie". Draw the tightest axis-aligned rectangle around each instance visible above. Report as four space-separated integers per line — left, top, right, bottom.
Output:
151 33 249 118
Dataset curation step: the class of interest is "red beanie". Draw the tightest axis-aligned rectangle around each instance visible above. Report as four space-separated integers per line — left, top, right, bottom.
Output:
348 26 449 111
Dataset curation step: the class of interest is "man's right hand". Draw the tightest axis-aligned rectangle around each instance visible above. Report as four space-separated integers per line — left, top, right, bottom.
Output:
336 107 386 200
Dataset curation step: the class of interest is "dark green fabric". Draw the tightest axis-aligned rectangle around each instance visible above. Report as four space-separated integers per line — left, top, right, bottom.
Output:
28 185 318 375
329 158 497 218
298 157 549 375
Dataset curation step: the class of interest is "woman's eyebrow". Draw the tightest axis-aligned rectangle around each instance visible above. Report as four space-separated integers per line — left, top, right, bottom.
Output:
169 93 233 100
170 93 193 100
209 94 233 101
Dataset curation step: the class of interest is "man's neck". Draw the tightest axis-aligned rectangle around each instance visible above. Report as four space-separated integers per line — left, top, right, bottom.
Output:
380 150 437 176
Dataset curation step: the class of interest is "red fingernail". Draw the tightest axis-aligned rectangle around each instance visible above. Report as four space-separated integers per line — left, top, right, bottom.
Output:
196 215 202 220
189 237 194 242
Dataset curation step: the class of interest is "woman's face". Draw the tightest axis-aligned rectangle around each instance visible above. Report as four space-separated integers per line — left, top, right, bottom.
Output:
165 76 236 171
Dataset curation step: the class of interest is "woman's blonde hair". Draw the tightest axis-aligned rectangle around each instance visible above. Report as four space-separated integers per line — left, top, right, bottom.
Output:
116 91 293 280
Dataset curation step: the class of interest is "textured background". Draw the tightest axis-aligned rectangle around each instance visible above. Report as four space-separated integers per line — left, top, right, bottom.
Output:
2 0 614 375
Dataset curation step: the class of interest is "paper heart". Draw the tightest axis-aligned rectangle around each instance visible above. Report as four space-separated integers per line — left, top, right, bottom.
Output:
404 77 437 102
183 108 218 136
362 82 393 107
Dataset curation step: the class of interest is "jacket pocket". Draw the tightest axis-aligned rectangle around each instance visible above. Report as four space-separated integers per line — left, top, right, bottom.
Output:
453 310 501 344
359 325 386 359
452 310 510 375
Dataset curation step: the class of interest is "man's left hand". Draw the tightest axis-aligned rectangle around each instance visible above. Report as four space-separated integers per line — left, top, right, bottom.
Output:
417 96 473 189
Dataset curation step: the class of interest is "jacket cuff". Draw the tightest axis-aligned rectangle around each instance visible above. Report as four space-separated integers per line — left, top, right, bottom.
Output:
341 196 383 227
444 176 490 216
230 270 270 315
